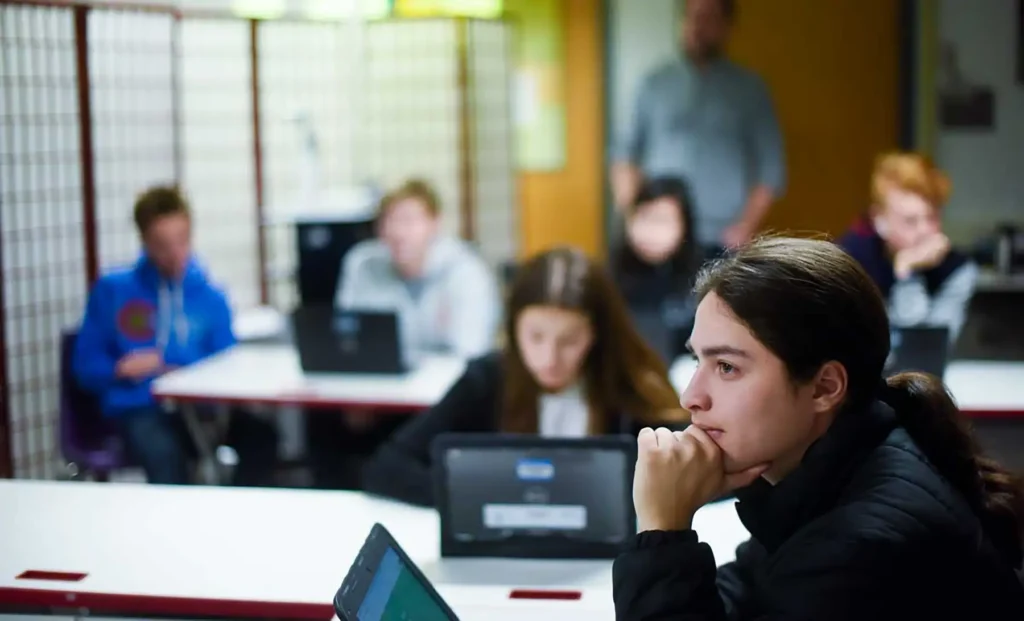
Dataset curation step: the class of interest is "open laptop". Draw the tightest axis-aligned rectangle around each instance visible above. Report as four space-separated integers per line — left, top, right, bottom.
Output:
885 326 951 378
291 306 408 375
334 524 607 621
335 523 459 621
418 434 636 588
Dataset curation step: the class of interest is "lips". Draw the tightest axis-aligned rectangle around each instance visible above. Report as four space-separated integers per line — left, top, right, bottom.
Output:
693 422 724 441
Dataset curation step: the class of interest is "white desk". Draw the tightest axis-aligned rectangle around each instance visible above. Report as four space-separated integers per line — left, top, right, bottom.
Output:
670 357 1024 418
152 344 466 412
0 481 749 620
232 306 287 342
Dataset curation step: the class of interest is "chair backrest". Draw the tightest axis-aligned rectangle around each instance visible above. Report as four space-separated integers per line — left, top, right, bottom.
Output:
59 331 113 460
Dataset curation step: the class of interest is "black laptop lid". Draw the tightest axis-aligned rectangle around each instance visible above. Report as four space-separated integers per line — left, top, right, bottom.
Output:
886 326 950 378
291 306 406 374
431 434 636 560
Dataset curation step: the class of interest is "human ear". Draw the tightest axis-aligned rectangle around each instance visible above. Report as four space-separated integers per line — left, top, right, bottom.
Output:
811 361 847 414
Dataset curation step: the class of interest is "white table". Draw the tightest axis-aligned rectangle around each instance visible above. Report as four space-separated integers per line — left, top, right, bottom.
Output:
0 481 750 620
152 344 466 412
670 357 1024 418
151 345 467 483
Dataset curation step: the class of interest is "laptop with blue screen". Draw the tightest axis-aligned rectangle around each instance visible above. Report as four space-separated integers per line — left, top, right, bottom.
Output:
335 523 457 621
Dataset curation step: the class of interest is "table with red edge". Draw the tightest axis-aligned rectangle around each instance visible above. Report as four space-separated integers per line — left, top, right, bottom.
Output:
150 344 468 483
152 344 468 413
0 481 750 620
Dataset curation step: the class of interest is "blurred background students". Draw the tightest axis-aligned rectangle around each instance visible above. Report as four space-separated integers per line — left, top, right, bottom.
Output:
611 177 703 362
610 0 785 257
73 186 277 486
310 179 502 490
335 179 501 358
362 246 688 506
838 152 978 341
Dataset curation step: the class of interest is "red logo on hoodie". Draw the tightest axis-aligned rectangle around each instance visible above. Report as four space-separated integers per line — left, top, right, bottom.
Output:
116 299 156 341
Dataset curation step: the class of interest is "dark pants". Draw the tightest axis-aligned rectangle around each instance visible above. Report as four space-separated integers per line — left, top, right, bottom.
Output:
306 411 412 490
115 407 279 486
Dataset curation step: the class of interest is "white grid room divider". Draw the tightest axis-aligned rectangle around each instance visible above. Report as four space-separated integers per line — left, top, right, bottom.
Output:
360 19 462 239
258 20 358 310
88 8 177 272
359 18 517 267
179 18 260 310
468 19 518 267
1 4 88 478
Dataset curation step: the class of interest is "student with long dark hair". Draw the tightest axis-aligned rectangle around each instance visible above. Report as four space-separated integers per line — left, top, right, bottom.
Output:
612 177 703 360
363 247 688 507
615 237 1024 620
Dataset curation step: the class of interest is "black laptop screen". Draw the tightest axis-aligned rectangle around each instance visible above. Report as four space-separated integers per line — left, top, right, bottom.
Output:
441 446 630 544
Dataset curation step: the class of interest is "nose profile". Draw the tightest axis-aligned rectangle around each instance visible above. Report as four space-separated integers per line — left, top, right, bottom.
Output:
537 342 558 370
681 373 711 413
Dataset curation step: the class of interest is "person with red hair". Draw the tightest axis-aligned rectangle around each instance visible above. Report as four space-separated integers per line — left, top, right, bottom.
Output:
837 151 977 341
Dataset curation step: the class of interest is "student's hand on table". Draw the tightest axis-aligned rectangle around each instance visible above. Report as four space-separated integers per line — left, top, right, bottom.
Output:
343 408 378 432
633 426 769 533
115 349 165 380
894 233 950 280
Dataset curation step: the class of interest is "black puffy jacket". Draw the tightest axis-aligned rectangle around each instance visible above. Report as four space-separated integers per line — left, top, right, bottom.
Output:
613 401 1024 620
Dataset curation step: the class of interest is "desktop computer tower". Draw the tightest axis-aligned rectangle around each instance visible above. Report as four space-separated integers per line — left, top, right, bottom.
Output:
295 218 374 307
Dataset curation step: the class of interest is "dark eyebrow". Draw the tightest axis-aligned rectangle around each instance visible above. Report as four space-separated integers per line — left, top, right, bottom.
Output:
685 341 750 359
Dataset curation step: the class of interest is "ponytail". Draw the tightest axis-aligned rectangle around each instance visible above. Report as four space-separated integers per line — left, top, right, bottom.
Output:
880 372 1024 567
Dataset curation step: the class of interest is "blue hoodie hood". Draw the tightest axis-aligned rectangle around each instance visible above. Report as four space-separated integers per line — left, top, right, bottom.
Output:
72 253 236 417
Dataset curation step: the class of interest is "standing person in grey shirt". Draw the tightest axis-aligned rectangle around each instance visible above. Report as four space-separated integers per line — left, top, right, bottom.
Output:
611 0 785 256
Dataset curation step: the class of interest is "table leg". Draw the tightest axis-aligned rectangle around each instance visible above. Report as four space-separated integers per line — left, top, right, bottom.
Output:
180 404 232 485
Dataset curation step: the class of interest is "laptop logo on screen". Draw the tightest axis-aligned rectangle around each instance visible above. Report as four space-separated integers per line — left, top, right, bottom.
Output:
516 458 555 481
333 314 361 334
333 315 360 354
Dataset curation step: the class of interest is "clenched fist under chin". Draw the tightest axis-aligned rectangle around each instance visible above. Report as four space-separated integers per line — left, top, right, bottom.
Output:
632 426 769 533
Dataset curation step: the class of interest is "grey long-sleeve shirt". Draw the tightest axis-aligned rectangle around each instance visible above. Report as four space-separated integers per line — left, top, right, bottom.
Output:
335 236 501 360
889 261 979 342
620 57 785 245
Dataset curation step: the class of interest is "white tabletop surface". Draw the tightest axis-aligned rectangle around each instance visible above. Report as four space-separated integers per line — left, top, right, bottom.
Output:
670 357 1024 416
0 481 749 620
152 344 466 411
232 306 287 342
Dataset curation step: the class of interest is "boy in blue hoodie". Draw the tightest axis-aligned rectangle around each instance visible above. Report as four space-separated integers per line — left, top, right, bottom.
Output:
73 186 276 485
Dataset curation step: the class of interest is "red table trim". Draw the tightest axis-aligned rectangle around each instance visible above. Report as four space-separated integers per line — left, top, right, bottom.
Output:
151 391 431 413
153 390 1021 419
16 571 87 582
962 409 1024 419
0 586 334 620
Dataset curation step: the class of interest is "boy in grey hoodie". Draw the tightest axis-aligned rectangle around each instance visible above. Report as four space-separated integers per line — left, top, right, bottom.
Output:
334 179 501 359
311 180 501 489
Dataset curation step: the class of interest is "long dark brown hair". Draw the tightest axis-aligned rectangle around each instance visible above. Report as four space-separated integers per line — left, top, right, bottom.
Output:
695 236 1024 565
613 177 702 295
501 247 687 434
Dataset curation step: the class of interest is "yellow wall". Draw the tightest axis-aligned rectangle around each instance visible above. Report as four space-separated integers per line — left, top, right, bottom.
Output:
728 0 901 237
518 0 604 257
